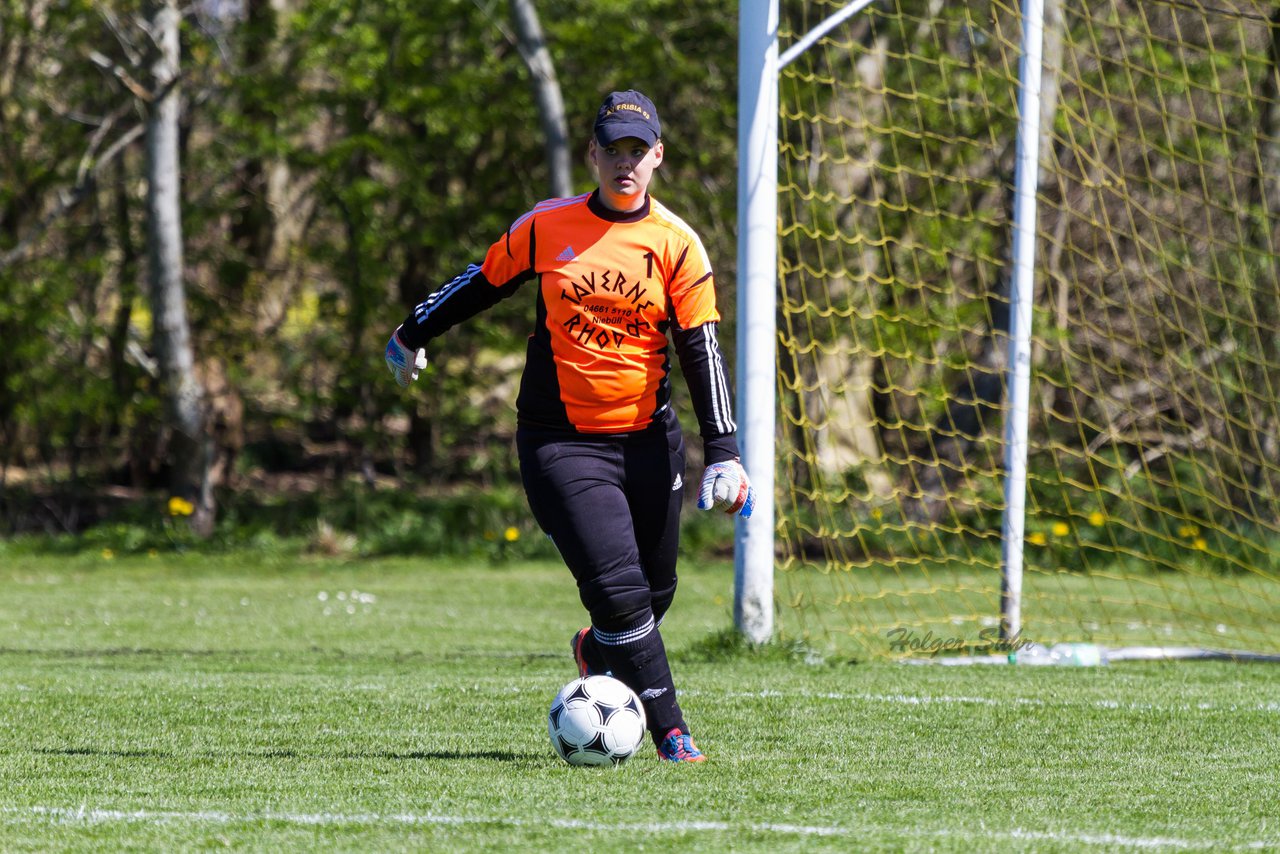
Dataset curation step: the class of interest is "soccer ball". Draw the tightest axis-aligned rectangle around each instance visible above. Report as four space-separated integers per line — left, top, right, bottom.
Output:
547 675 647 766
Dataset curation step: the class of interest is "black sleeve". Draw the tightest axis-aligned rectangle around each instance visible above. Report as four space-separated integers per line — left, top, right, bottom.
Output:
396 263 530 349
671 319 741 464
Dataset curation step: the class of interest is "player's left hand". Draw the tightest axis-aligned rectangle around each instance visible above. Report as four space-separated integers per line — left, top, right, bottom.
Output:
697 459 755 518
385 326 427 388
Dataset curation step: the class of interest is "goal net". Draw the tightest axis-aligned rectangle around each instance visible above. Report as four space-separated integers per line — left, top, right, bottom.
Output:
774 0 1280 659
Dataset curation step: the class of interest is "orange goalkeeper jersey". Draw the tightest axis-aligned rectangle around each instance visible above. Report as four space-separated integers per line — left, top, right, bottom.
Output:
400 191 738 456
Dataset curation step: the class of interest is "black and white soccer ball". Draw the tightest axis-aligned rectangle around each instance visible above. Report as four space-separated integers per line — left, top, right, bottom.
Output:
547 675 647 766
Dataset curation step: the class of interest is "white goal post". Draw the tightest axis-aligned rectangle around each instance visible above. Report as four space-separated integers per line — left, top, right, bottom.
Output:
734 0 1046 645
734 0 780 645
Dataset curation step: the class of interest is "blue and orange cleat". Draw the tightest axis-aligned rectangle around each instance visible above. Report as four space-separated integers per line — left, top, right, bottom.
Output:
657 728 706 763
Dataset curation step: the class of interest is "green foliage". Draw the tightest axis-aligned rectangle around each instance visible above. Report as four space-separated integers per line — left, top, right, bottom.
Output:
0 483 553 561
1 482 751 568
0 1 145 473
1 0 741 519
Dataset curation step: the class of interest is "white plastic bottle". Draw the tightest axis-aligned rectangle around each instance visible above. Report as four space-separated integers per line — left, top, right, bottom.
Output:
1010 642 1054 665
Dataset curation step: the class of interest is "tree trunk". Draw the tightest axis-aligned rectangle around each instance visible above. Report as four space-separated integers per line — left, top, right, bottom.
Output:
509 0 572 198
146 0 215 536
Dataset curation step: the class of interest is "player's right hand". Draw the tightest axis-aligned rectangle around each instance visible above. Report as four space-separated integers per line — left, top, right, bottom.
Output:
385 326 427 387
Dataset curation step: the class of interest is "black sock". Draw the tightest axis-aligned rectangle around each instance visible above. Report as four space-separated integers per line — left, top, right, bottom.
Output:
593 620 687 744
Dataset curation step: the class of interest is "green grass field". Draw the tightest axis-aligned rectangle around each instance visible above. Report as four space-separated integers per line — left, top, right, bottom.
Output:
1 550 1277 851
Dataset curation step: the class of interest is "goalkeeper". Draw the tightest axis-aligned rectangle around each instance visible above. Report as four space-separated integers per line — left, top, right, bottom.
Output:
385 90 753 763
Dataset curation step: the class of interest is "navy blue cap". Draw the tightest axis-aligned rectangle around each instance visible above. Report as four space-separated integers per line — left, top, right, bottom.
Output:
594 90 662 146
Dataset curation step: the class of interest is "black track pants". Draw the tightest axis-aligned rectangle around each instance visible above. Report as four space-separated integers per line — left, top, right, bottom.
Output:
516 418 685 631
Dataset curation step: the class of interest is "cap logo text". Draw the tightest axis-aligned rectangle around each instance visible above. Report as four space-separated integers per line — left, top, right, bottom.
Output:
606 103 651 120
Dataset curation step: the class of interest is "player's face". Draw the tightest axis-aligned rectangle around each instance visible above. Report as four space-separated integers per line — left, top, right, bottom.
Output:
591 137 664 212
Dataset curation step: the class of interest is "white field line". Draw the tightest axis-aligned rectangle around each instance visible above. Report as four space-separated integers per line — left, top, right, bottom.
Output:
697 689 1280 715
1 806 1273 850
422 682 1280 716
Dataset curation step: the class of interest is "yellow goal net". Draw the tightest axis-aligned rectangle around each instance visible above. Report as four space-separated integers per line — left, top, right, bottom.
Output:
773 0 1280 659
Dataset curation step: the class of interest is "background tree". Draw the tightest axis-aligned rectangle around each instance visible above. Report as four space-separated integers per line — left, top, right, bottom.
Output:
509 0 571 199
0 0 755 533
144 0 215 535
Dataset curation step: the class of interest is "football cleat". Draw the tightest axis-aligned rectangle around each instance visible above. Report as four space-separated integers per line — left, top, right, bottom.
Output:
657 728 706 763
571 627 610 677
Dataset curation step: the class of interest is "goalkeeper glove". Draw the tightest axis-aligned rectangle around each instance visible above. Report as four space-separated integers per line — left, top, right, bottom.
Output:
697 459 755 518
385 326 427 388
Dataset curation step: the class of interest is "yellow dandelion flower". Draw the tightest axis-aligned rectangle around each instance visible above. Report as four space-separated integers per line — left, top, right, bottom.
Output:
504 527 520 542
1026 532 1046 546
1177 524 1200 538
101 549 115 560
168 496 195 517
1051 521 1070 537
1192 538 1208 551
1088 511 1105 527
870 508 884 521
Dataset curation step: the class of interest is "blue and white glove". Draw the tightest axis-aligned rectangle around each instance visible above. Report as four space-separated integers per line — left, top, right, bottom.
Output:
697 459 755 518
385 326 427 388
